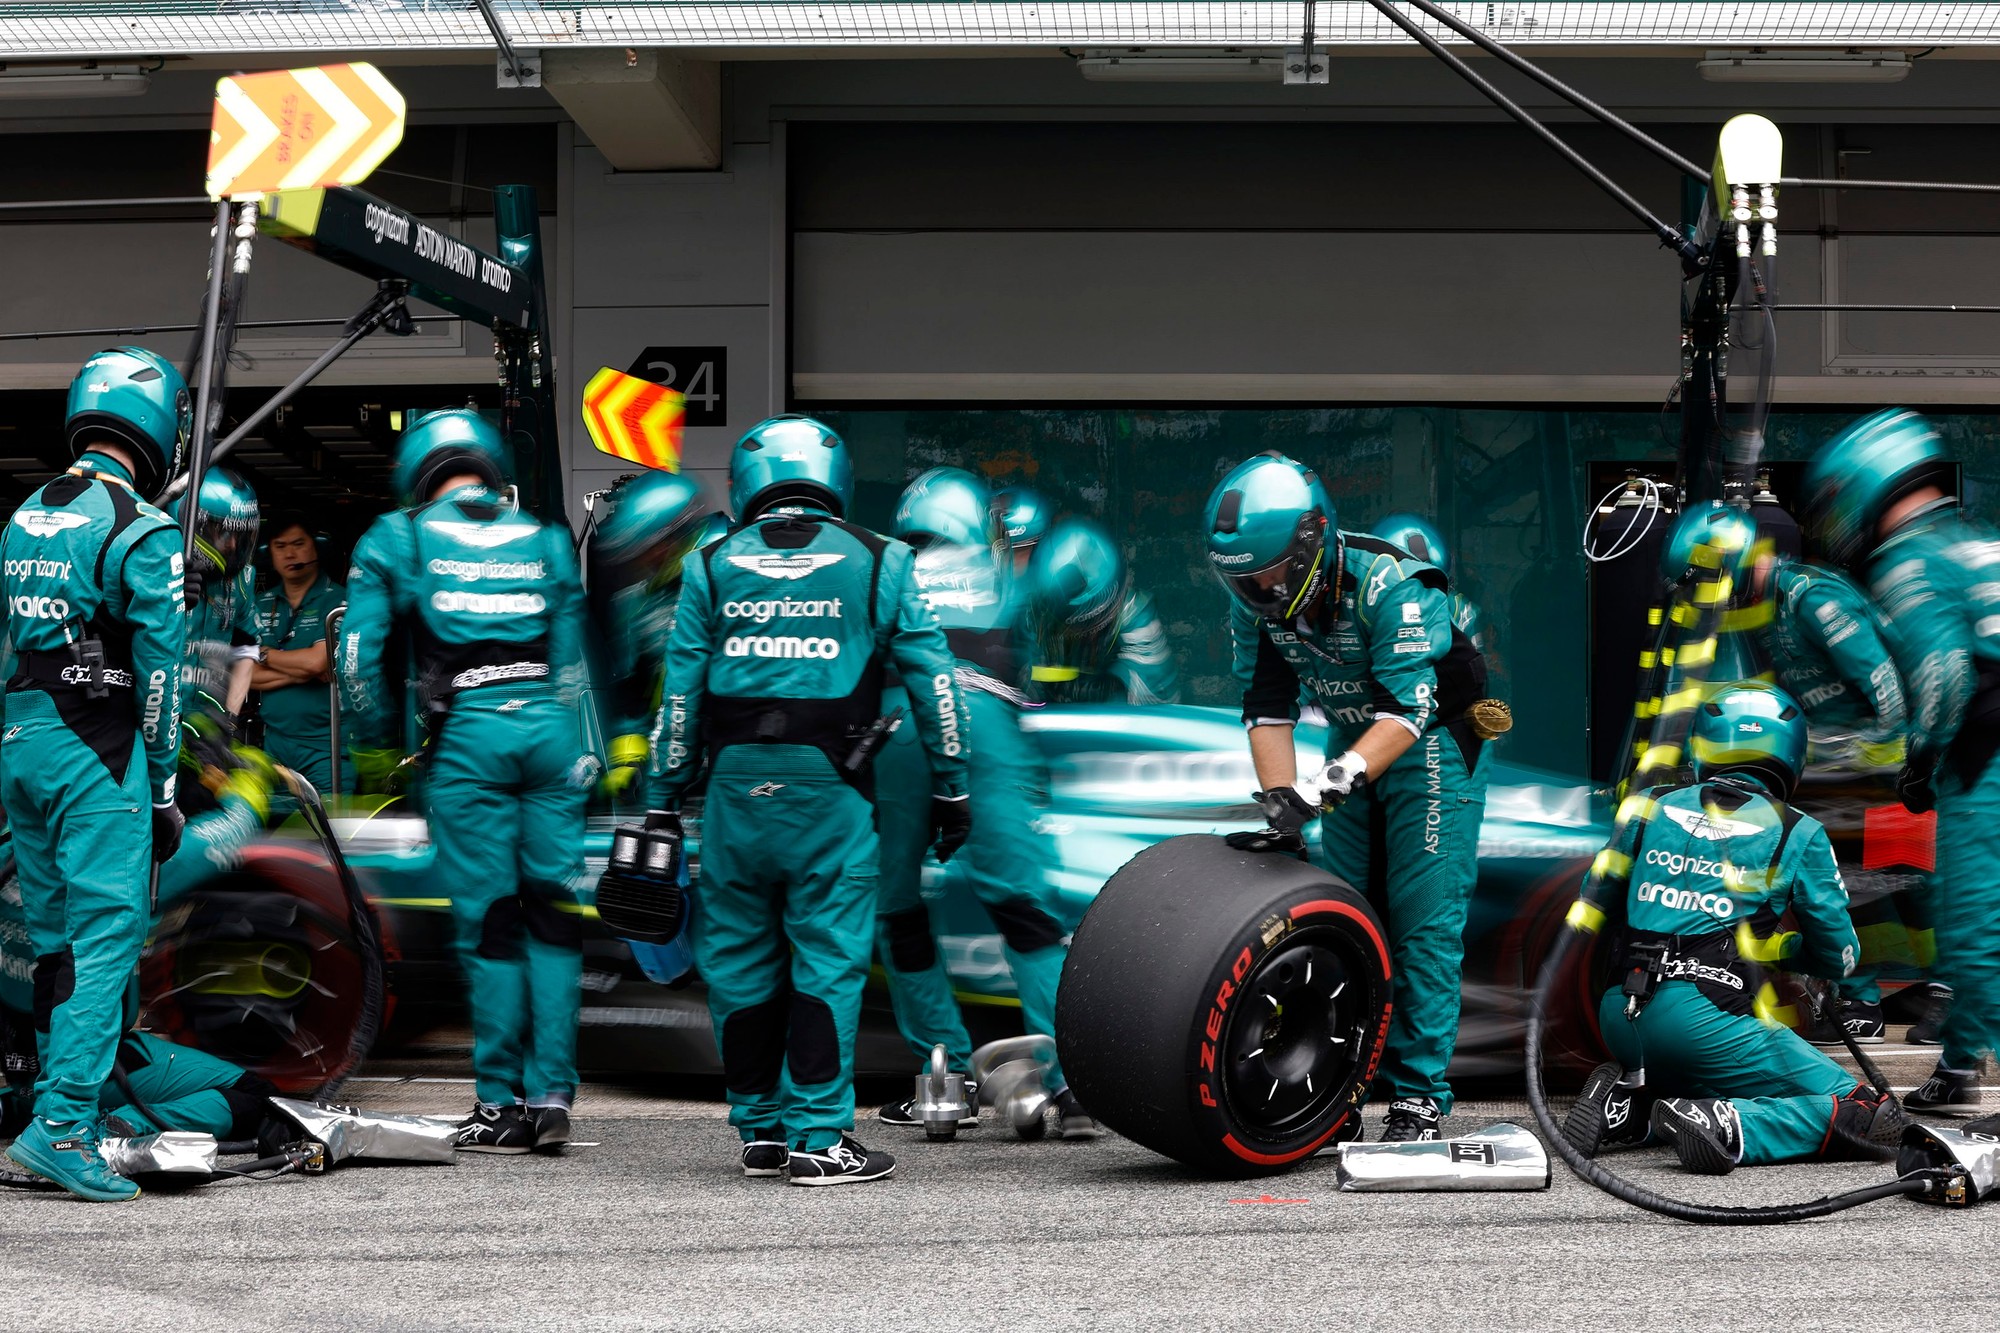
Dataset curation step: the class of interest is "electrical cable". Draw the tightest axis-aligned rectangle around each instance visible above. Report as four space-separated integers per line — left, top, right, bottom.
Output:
1582 476 1665 564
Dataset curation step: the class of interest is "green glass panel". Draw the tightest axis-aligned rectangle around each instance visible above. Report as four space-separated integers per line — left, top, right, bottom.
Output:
820 406 2000 777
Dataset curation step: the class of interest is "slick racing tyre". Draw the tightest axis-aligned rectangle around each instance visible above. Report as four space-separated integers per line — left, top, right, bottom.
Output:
142 841 390 1098
1058 834 1392 1177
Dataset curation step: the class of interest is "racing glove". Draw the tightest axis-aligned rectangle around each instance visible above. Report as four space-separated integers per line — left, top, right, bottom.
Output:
182 565 206 613
347 746 408 796
151 801 186 864
599 733 650 799
1224 786 1319 859
930 795 973 863
1895 762 1937 815
1314 750 1369 810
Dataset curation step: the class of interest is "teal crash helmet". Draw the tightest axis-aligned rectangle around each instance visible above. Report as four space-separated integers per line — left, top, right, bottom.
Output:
594 470 711 587
1024 517 1128 641
895 466 1002 551
1371 513 1450 573
172 465 260 581
1661 500 1762 590
995 485 1052 554
393 408 510 507
1800 408 1955 570
65 346 191 497
1203 452 1336 621
729 415 853 519
1690 682 1809 800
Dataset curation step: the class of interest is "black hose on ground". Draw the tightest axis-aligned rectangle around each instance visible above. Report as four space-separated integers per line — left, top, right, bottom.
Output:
1523 927 1946 1224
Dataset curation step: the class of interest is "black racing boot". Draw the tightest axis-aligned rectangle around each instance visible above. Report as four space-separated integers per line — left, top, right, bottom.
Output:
1650 1098 1742 1175
1378 1097 1443 1143
1828 1089 1909 1161
1805 998 1886 1046
1051 1087 1101 1140
1561 1063 1652 1158
528 1105 570 1154
740 1137 788 1178
787 1135 896 1186
1906 984 1952 1046
1905 1064 1984 1116
454 1102 532 1154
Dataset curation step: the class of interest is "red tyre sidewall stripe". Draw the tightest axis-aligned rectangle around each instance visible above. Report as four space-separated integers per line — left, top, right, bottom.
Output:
1213 894 1393 1167
1288 897 1392 980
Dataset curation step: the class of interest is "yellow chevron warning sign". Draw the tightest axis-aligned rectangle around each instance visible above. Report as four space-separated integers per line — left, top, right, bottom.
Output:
206 63 406 201
582 367 686 470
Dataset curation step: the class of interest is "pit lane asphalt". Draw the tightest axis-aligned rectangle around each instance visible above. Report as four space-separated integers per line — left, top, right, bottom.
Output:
4 1048 1998 1332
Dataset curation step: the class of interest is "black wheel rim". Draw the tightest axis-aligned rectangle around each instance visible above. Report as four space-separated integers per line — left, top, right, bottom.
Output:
1219 931 1371 1139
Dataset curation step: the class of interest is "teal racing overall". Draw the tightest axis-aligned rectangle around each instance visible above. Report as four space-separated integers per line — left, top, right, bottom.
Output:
254 571 344 794
1761 558 1913 1008
4 871 264 1140
1870 507 2000 1076
341 484 591 1111
1232 533 1488 1112
1574 779 1871 1165
182 565 259 722
0 457 185 1129
652 510 968 1150
598 576 684 808
1026 588 1181 706
872 542 1065 1082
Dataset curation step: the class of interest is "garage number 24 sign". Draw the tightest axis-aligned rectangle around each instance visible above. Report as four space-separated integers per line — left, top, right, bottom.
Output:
627 347 726 427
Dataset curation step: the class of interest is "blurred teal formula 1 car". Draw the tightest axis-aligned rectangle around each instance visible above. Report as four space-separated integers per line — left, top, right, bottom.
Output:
139 704 1613 1088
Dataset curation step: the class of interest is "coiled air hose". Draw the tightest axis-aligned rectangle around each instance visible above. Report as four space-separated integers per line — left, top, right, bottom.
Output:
1523 926 1949 1224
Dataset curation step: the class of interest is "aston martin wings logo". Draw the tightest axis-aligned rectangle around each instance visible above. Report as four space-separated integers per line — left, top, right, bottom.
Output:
13 510 90 538
427 520 535 549
1661 805 1761 841
727 553 845 581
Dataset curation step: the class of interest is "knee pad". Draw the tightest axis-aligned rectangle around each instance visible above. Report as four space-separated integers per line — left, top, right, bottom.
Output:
986 897 1067 954
521 888 583 951
881 907 937 973
478 896 526 961
787 993 840 1087
721 991 789 1096
224 1073 279 1141
31 949 75 1033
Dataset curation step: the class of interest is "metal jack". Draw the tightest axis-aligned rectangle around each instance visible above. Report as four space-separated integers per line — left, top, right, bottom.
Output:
912 1044 975 1142
971 1035 1058 1141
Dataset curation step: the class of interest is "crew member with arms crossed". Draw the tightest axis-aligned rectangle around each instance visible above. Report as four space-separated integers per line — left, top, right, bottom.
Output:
252 513 345 795
650 415 973 1185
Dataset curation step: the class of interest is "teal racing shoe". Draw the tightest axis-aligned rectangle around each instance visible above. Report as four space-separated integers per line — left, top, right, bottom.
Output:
5 1117 140 1202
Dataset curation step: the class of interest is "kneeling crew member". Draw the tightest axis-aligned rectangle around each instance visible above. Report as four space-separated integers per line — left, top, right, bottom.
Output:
0 347 188 1202
651 415 972 1186
1205 453 1490 1143
341 410 591 1156
1563 683 1904 1174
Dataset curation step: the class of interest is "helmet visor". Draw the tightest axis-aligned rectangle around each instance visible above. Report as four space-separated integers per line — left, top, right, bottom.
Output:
1219 519 1328 620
